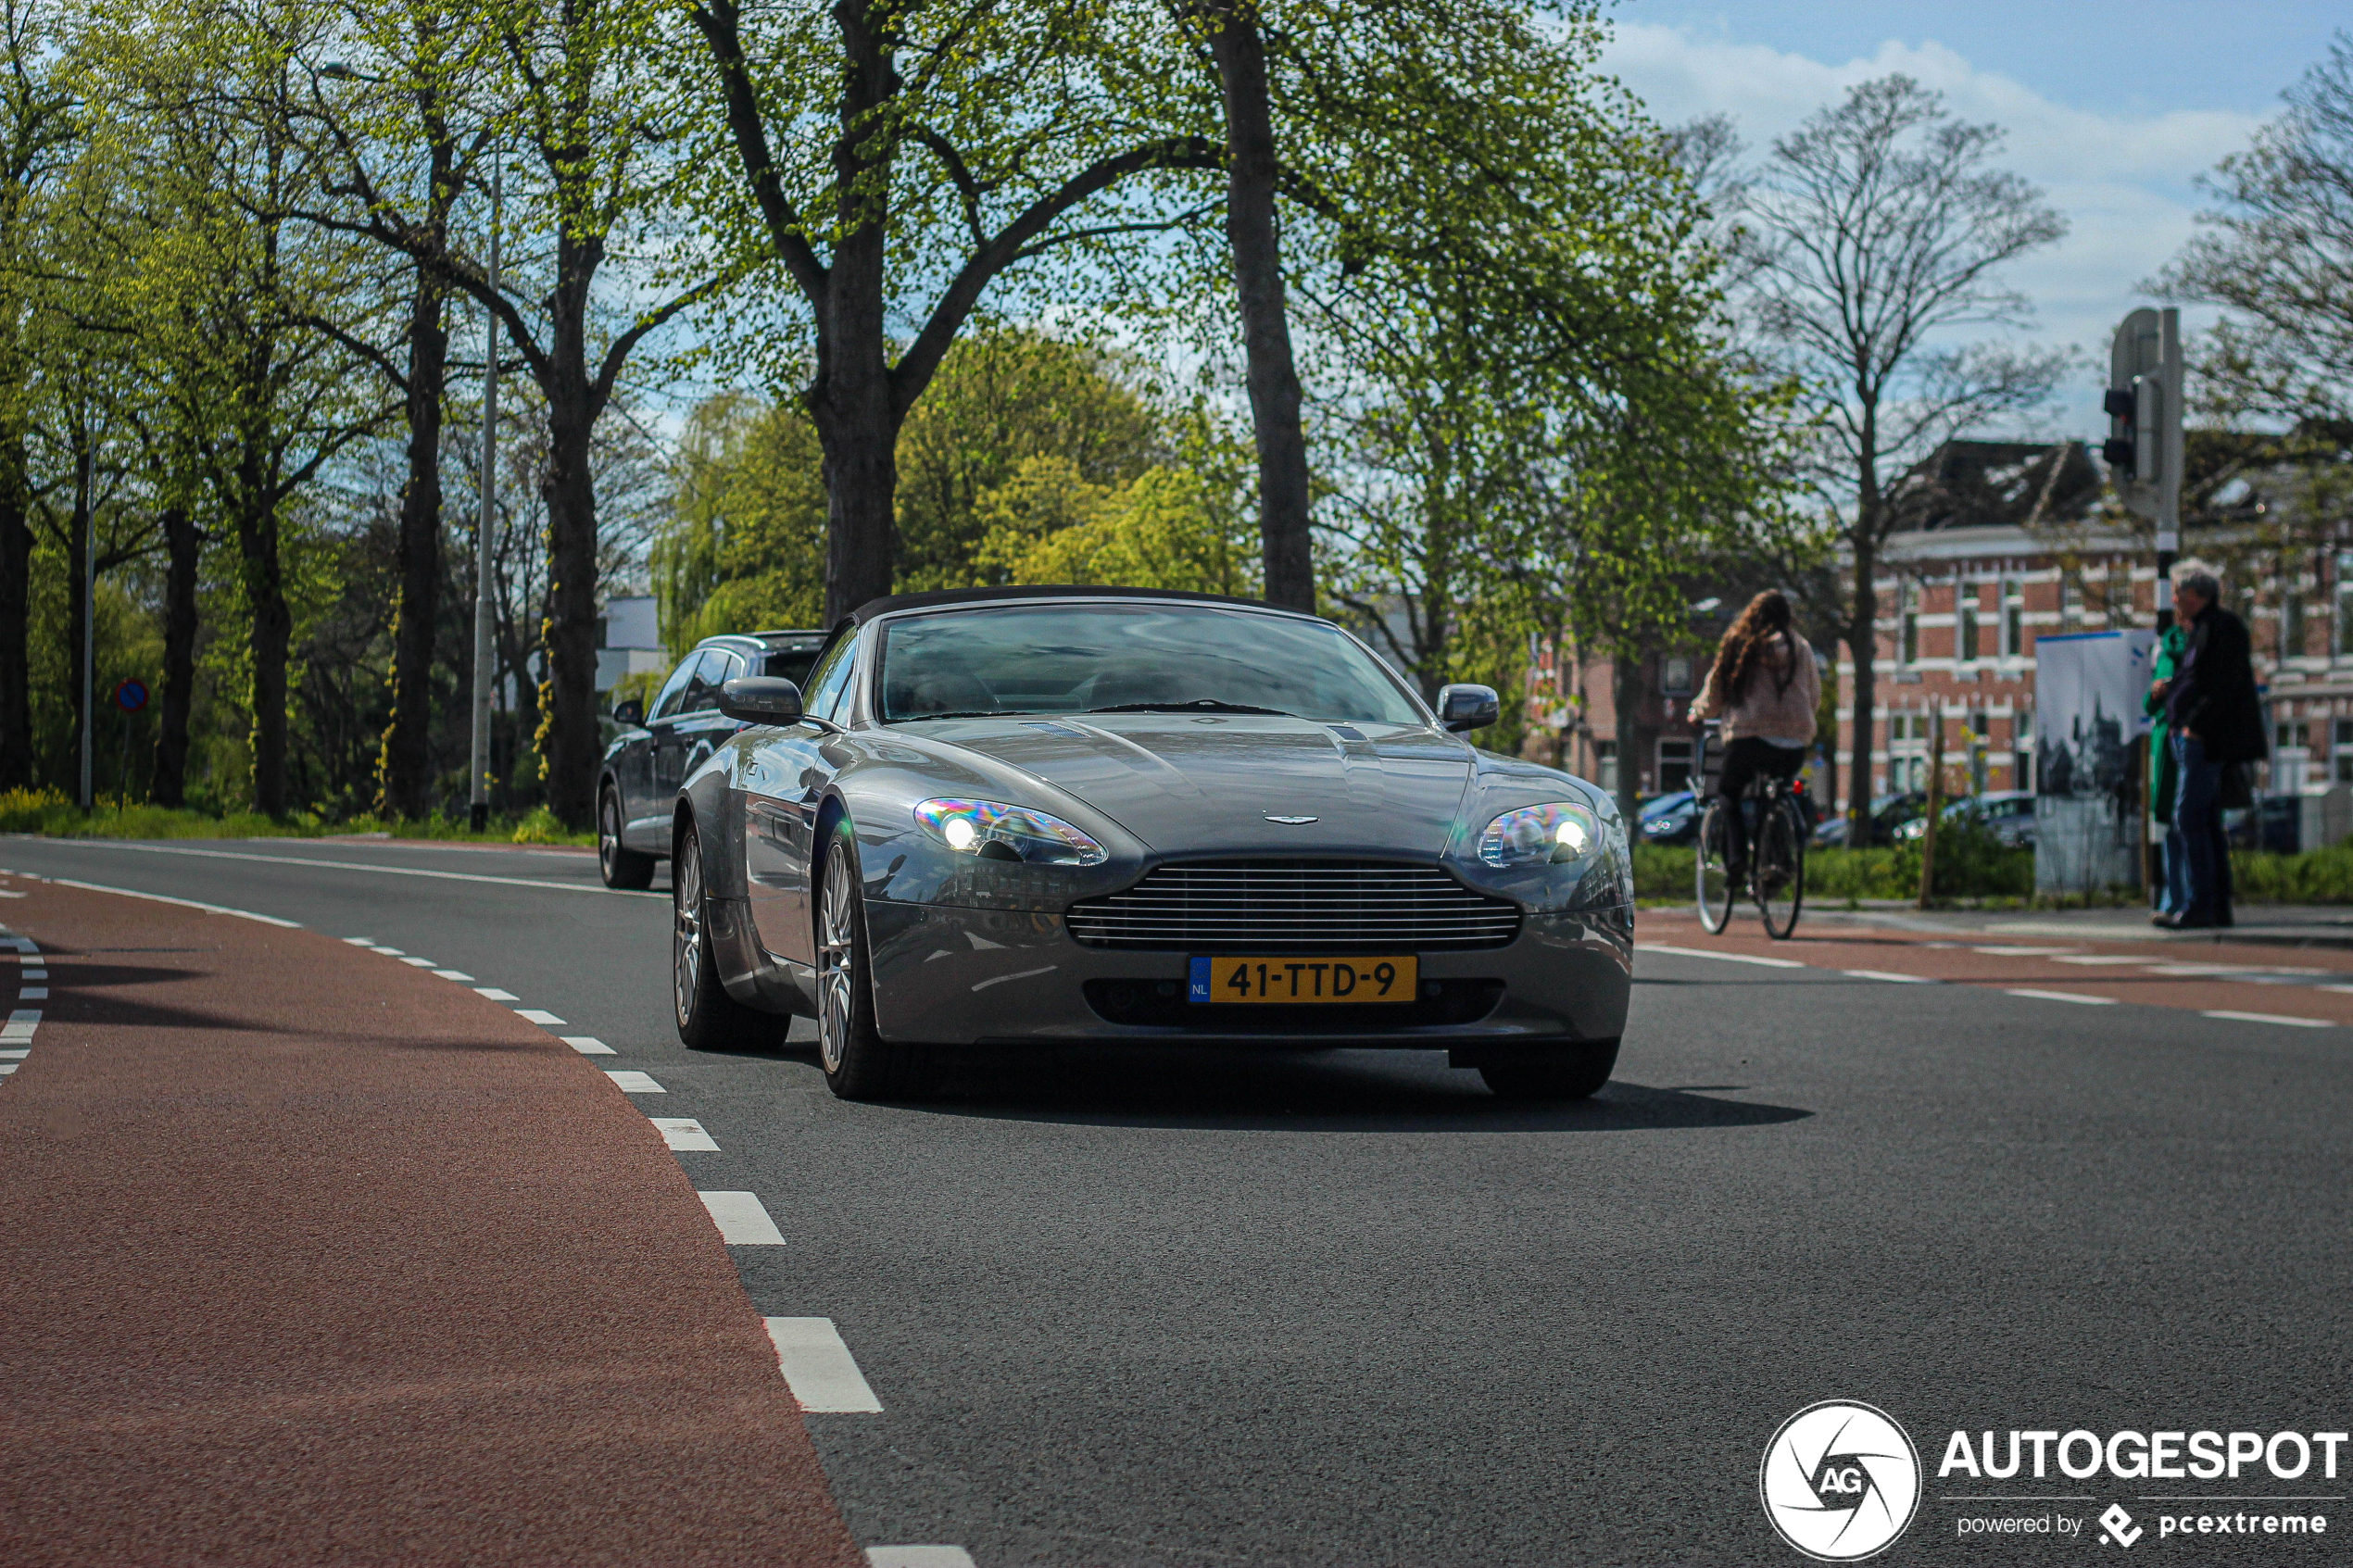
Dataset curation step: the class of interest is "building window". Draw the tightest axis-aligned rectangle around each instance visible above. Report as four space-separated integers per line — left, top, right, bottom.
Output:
2107 561 2132 628
2059 572 2080 628
2015 708 2034 793
2001 577 2024 658
2336 718 2353 784
1899 583 1919 666
1594 740 1617 795
1657 738 1694 792
2336 555 2353 659
2284 584 2307 661
1957 580 1981 661
1661 655 1693 695
2279 720 2305 752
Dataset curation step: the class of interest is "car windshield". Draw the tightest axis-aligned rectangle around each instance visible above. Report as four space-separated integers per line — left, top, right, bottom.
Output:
878 603 1425 726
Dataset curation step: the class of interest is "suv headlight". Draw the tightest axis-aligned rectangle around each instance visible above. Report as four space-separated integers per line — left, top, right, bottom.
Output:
914 797 1107 867
1478 801 1604 869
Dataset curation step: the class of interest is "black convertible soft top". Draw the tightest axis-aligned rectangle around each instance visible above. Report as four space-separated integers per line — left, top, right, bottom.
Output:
833 583 1310 639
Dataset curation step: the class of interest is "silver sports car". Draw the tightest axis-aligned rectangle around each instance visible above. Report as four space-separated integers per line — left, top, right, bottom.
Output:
668 587 1633 1101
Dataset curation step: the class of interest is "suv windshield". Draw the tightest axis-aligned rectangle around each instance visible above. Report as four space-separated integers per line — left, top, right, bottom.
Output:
878 604 1424 726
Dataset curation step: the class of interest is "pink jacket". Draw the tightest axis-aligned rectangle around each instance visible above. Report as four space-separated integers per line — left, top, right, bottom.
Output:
1689 633 1819 744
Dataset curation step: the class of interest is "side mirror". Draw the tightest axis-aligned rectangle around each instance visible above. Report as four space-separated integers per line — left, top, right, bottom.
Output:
716 676 804 725
611 698 644 726
1437 683 1500 734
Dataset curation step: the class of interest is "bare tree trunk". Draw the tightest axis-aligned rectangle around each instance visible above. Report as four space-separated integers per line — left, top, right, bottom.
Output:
152 502 199 807
538 374 600 828
65 456 88 797
1847 529 1879 838
237 472 293 818
1614 646 1641 826
0 420 30 789
379 268 447 818
1202 2 1313 612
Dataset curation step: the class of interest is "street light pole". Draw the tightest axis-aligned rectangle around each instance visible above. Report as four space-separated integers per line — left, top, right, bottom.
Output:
469 152 500 831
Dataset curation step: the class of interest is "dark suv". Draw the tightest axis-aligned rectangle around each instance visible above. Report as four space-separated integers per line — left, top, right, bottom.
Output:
596 628 828 888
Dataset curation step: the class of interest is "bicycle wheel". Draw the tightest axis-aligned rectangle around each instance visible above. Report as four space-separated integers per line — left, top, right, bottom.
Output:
1696 797 1736 933
1756 794 1806 939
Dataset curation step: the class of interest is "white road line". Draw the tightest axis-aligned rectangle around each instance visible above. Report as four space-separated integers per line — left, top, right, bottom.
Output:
2006 988 2118 1006
17 987 44 999
10 874 301 928
433 969 476 982
866 1549 977 1568
2048 955 2147 965
21 967 45 978
2320 985 2353 997
1636 943 1806 969
0 1047 27 1059
0 1061 17 1075
700 1190 786 1245
3 1008 38 1042
2203 1010 2333 1028
397 956 436 967
605 1070 665 1094
1843 969 1936 984
764 1317 882 1411
472 986 520 1001
561 1035 616 1055
11 839 665 898
368 946 405 955
343 936 375 945
514 1009 567 1026
1973 946 2079 956
651 1117 720 1152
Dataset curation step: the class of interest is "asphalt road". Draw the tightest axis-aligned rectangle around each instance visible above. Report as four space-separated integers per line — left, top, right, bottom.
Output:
6 834 2348 1566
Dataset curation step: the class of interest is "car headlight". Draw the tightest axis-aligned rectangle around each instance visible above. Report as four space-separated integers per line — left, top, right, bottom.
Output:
913 797 1107 867
1478 801 1604 869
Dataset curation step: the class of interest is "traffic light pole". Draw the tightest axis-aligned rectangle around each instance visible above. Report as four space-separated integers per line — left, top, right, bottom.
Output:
2154 307 2183 631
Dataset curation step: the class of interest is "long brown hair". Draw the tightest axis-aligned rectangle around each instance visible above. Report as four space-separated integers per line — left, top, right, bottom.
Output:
1714 590 1797 706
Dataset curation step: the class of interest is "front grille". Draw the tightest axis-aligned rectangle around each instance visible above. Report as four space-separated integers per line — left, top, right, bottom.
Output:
1065 859 1520 951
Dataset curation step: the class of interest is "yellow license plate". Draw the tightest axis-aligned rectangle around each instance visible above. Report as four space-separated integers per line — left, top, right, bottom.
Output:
1188 955 1418 1004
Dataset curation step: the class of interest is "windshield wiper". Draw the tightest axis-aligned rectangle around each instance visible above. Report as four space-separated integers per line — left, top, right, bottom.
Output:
1086 698 1294 717
901 709 1038 721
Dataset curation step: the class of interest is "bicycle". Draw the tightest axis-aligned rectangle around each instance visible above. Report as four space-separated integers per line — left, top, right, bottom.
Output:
1693 722 1807 940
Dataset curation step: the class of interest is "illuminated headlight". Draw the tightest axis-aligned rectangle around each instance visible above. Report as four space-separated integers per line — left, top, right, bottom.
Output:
913 798 1107 866
1478 801 1604 869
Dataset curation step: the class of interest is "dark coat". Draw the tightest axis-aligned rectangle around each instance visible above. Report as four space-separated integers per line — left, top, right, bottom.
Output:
2170 605 2267 765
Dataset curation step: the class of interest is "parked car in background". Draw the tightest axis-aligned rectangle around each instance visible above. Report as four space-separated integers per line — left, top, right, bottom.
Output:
1637 790 1700 846
1812 791 1927 847
2225 794 2299 853
598 629 829 888
1892 790 2038 849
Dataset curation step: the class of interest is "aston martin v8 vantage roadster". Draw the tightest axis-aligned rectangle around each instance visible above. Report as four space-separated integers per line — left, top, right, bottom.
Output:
668 587 1634 1101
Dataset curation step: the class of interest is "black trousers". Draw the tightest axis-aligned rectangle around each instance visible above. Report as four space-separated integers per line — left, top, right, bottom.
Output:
1715 736 1806 869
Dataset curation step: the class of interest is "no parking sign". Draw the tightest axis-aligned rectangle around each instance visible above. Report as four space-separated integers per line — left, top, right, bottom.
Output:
113 678 148 713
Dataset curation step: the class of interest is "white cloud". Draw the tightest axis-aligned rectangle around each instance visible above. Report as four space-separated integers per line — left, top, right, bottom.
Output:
1602 23 2269 427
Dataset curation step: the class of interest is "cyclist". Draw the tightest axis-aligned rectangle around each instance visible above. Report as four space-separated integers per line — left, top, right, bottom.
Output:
1687 590 1819 883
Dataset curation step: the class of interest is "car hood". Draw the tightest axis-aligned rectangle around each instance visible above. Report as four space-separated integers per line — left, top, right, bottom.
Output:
916 714 1480 855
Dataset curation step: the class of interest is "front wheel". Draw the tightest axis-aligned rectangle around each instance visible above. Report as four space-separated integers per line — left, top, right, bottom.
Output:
1479 1039 1620 1101
1757 795 1806 940
598 786 656 890
814 821 926 1100
1696 798 1736 934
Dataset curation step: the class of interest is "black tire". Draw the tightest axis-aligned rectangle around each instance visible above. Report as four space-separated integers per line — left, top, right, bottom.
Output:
814 820 925 1100
1696 798 1736 934
598 786 656 890
672 822 786 1051
1757 795 1805 940
1478 1039 1619 1101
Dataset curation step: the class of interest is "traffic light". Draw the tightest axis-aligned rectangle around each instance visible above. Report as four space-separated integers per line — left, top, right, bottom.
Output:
2105 307 2182 547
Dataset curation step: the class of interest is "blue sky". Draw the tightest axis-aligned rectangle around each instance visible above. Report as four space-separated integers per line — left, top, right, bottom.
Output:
1602 4 2347 433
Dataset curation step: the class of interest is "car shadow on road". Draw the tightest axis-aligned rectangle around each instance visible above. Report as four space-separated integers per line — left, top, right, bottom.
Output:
900 1046 1811 1133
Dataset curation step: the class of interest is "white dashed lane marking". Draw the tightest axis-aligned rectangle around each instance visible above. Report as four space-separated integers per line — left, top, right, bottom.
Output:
651 1118 719 1152
342 936 374 946
764 1317 883 1411
397 956 436 967
514 1009 567 1026
606 1070 665 1093
2006 988 2118 1006
368 946 405 956
700 1191 786 1244
1635 944 1805 969
18 987 44 999
3 1009 38 1041
866 1549 977 1568
561 1035 616 1055
472 986 520 1001
433 969 475 982
1843 969 1936 984
2203 1010 2332 1028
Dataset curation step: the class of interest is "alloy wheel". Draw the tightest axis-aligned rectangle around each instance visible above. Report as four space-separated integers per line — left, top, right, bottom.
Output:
816 844 856 1075
598 795 621 881
673 832 704 1026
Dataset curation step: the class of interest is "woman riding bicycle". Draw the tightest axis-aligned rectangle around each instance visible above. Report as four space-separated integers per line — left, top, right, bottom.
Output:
1688 590 1819 881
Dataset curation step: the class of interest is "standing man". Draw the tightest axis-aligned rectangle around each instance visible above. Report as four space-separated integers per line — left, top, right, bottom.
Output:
2145 613 2189 920
2151 567 2265 929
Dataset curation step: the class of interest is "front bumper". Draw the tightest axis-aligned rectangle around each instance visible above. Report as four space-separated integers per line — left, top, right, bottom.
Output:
863 899 1632 1047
